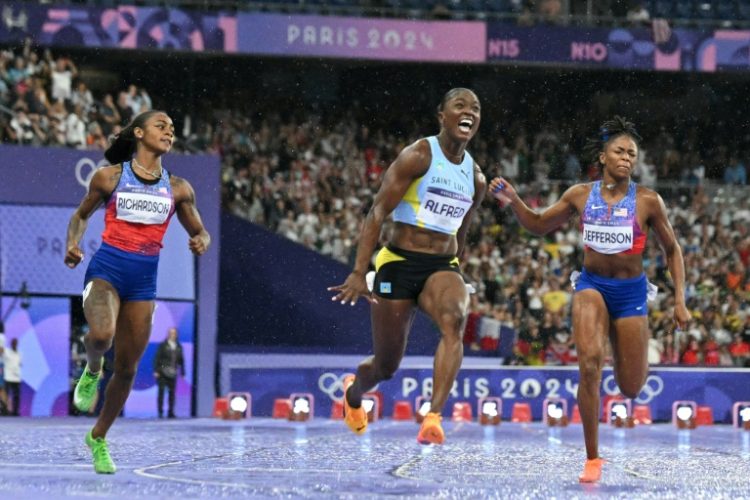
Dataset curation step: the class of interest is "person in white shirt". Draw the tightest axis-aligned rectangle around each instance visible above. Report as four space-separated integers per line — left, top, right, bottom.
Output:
3 338 21 416
50 56 77 102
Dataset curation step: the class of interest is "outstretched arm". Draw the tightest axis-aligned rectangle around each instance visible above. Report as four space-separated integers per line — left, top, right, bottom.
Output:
648 190 690 330
173 177 210 256
489 177 582 236
64 166 119 268
328 139 430 305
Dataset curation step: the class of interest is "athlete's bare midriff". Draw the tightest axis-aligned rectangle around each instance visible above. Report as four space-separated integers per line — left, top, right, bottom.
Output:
582 251 643 279
390 222 457 256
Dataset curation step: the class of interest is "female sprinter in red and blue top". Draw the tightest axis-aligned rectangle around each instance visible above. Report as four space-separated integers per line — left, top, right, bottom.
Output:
65 110 210 474
490 116 689 483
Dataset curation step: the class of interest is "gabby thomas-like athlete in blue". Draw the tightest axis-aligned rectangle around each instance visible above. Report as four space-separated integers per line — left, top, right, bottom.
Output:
490 116 690 483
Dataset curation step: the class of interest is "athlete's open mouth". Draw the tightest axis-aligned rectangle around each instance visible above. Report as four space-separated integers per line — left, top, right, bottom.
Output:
458 118 473 133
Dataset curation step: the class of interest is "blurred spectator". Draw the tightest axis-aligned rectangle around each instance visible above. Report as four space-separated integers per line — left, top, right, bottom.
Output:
538 0 563 24
703 336 720 366
633 149 657 188
9 106 34 144
513 320 545 365
681 338 701 365
542 277 570 314
116 90 134 125
48 54 77 103
65 103 86 148
97 93 122 135
647 331 663 365
729 333 750 367
86 121 108 150
626 1 650 25
71 81 94 115
724 157 747 185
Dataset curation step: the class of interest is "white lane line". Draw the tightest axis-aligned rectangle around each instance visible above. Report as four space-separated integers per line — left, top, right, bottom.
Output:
133 455 262 490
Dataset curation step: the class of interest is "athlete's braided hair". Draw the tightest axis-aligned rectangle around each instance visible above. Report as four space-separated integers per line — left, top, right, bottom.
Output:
582 115 642 165
104 110 166 165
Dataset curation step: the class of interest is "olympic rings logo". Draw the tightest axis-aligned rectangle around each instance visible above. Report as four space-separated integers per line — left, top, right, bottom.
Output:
602 374 664 404
75 158 109 189
318 372 348 402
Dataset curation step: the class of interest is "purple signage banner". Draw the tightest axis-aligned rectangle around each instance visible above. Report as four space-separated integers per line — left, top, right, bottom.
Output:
2 2 749 72
0 297 194 417
0 205 194 299
222 354 750 423
238 13 485 62
1 296 70 417
486 23 750 72
0 2 236 52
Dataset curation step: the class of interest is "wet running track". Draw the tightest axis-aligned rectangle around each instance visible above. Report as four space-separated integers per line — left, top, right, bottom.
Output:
0 417 748 498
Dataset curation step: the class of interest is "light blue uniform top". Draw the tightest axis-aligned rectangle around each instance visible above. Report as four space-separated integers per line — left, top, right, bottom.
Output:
392 136 475 235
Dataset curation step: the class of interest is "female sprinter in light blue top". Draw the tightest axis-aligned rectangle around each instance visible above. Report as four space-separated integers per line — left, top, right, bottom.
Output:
329 88 486 445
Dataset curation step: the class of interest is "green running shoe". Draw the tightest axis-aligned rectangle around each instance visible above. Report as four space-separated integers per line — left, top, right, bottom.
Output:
73 364 101 412
85 430 116 474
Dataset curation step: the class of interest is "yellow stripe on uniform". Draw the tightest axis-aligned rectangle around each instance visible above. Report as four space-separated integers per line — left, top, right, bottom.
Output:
375 247 406 272
401 176 425 228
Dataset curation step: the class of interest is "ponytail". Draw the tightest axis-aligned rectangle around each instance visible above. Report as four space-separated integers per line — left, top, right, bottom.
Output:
104 110 165 165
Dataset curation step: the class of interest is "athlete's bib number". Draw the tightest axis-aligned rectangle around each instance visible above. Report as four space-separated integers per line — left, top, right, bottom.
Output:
416 188 472 234
115 192 172 225
582 223 633 254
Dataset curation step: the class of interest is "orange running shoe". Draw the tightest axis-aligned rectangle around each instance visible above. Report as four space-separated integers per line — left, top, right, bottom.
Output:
417 412 445 445
342 375 367 435
578 458 605 483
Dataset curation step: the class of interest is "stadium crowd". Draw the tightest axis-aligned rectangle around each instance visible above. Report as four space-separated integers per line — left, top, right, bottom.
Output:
1 41 748 368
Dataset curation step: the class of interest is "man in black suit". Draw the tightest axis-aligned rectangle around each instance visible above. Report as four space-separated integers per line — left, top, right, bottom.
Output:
153 328 185 418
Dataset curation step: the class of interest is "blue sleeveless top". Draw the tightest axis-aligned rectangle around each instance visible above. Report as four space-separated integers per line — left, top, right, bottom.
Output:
392 136 475 235
102 161 175 255
580 181 646 255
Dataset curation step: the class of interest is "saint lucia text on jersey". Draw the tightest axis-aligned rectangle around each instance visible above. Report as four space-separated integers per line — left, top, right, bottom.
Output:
429 175 471 194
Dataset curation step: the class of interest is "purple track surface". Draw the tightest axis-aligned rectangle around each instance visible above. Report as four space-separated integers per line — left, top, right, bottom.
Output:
0 417 748 498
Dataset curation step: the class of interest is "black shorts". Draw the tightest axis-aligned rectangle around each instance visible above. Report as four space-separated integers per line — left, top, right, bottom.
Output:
373 246 461 300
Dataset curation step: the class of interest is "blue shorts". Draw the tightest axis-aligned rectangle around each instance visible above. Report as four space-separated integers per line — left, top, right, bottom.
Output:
84 242 159 302
572 268 648 320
